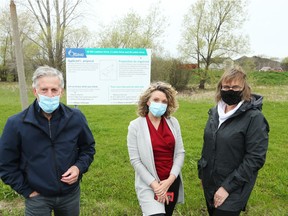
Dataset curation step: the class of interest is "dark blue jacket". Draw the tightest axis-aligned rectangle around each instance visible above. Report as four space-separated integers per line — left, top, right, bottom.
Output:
0 100 95 198
198 94 269 211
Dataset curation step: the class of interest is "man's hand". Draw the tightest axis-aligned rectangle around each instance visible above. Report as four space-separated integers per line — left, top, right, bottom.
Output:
214 186 229 208
29 191 40 198
61 165 80 185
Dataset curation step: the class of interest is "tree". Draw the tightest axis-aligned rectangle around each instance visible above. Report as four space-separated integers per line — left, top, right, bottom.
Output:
96 3 167 54
0 10 12 81
97 12 142 48
281 57 288 71
179 0 249 89
168 59 191 90
151 56 192 91
237 57 256 72
151 56 173 82
64 26 95 48
25 0 85 71
10 0 29 110
0 6 44 81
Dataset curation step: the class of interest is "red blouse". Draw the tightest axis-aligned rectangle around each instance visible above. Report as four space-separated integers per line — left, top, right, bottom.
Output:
146 115 175 180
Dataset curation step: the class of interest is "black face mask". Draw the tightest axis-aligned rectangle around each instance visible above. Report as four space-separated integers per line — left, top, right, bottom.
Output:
220 90 242 105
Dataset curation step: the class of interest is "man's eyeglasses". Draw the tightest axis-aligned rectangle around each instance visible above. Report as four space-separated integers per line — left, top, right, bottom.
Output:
221 85 243 91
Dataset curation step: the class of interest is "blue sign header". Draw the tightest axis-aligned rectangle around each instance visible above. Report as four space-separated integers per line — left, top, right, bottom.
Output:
66 48 148 58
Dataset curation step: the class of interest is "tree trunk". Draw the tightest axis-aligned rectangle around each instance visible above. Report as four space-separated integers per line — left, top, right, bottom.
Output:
199 79 205 89
10 0 29 110
198 69 208 89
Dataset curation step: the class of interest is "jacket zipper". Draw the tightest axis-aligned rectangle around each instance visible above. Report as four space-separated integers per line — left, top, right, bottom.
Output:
48 119 52 138
48 118 62 194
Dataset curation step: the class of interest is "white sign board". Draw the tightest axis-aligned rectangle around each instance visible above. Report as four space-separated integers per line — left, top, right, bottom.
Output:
65 48 151 105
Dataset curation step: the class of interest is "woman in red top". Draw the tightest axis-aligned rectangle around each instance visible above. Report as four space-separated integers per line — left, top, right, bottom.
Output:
127 82 185 216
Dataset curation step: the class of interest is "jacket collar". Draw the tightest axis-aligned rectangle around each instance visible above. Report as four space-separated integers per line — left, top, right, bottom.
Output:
23 99 74 126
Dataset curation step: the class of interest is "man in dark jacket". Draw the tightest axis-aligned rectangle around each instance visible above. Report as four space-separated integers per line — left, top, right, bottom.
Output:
198 67 269 216
0 66 96 216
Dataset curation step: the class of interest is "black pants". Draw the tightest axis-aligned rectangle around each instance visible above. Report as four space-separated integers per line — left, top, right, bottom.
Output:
206 201 241 216
151 176 181 216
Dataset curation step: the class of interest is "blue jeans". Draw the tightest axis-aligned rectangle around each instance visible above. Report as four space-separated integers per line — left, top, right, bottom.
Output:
25 186 80 216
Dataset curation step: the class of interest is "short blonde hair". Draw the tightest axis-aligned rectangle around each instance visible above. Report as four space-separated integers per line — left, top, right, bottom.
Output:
215 66 251 102
137 81 178 117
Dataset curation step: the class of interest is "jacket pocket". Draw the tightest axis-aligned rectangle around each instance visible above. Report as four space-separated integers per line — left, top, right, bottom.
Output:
197 157 207 179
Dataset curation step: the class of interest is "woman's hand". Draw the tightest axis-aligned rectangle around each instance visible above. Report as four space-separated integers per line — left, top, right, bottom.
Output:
151 180 163 197
214 187 229 208
158 174 176 194
150 180 169 203
151 175 176 203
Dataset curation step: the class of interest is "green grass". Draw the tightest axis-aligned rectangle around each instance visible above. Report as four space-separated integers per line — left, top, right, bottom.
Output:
249 71 288 85
0 72 288 215
189 70 288 88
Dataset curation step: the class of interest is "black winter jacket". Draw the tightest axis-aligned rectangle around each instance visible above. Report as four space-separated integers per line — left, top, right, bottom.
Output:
0 100 95 198
198 94 269 211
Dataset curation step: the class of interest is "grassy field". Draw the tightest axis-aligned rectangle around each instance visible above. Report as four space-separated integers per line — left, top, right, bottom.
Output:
0 72 288 215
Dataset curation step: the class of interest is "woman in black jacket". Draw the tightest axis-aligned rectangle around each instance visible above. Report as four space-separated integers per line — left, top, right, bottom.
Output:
198 67 269 216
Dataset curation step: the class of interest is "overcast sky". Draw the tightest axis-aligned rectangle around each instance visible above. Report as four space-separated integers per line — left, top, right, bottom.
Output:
87 0 288 60
2 0 287 60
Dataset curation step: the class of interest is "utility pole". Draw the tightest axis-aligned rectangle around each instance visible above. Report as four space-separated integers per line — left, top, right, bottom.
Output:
10 0 29 110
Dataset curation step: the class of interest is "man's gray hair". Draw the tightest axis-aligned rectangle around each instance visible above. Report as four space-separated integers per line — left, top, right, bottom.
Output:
32 66 64 89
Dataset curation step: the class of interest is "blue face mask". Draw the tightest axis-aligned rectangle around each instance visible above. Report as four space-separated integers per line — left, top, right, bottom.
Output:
149 101 167 117
38 94 60 113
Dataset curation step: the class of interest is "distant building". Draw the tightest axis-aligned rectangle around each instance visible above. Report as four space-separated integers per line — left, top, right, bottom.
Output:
179 63 198 70
259 66 283 72
274 67 283 72
259 66 272 71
